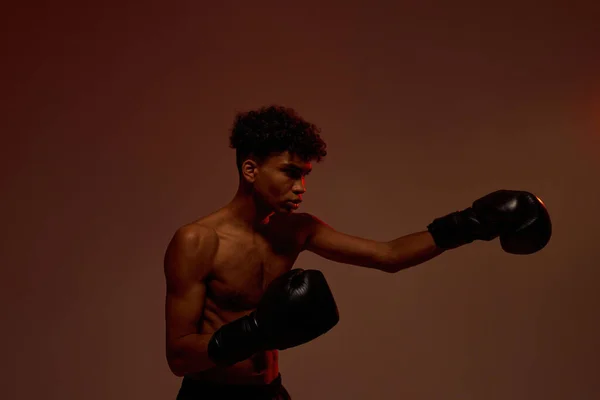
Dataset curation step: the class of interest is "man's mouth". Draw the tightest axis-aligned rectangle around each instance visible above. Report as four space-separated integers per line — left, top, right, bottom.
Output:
287 200 301 208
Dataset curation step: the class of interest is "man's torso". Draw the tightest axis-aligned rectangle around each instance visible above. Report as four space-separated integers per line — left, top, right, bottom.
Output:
186 209 311 384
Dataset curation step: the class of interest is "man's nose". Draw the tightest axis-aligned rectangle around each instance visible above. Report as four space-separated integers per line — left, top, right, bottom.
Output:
292 178 306 194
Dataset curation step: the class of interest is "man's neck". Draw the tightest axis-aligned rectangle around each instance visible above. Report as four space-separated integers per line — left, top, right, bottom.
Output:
225 189 273 230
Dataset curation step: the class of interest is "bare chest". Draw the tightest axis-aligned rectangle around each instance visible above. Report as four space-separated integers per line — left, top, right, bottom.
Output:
207 229 302 311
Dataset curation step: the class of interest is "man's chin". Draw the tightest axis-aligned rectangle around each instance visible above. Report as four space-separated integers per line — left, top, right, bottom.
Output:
276 204 298 214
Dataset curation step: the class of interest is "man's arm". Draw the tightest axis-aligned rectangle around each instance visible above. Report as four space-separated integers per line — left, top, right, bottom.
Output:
299 189 553 272
299 214 444 273
164 224 219 376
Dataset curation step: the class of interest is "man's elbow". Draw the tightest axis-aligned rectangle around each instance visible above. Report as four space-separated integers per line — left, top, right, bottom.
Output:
375 256 423 273
373 260 403 274
372 244 400 273
166 348 215 377
167 355 187 377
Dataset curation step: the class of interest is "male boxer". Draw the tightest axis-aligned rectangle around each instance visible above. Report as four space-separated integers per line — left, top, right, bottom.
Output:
164 105 551 399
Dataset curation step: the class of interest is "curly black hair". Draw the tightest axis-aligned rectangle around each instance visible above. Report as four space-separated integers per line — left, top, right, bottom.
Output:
229 105 327 173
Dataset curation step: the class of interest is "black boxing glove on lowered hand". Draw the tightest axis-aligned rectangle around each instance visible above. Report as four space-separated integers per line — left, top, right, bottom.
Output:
207 269 339 366
427 190 552 254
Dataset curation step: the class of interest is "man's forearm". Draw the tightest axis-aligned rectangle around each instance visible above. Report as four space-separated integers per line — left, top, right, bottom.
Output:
384 231 445 273
167 333 217 376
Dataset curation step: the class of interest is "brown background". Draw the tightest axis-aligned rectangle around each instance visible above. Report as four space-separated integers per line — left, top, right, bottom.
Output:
2 1 600 399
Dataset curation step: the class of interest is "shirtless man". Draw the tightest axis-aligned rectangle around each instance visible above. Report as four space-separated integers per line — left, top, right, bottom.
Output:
164 105 552 399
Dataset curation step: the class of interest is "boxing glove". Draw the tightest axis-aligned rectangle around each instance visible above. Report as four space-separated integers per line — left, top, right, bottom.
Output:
427 190 552 254
207 269 339 366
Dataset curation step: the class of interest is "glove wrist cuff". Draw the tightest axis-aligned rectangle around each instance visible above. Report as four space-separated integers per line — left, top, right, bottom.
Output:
207 313 265 367
427 209 477 250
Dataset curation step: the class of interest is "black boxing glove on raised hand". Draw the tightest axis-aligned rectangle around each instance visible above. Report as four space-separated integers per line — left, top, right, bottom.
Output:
207 269 339 366
427 190 552 254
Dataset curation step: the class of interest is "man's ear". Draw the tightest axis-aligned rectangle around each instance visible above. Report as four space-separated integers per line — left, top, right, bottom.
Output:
241 159 259 183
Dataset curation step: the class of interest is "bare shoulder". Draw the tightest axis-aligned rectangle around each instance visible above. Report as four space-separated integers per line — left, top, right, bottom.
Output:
269 212 326 247
172 223 219 249
164 222 220 283
286 212 326 232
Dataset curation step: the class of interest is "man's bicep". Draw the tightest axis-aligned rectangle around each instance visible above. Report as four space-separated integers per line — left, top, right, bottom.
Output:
165 280 206 343
300 214 390 269
163 226 217 345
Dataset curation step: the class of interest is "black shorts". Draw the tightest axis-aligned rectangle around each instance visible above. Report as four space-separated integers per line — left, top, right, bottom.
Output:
176 374 291 400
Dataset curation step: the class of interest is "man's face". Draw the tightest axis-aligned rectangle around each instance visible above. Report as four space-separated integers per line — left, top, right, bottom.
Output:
252 152 312 214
